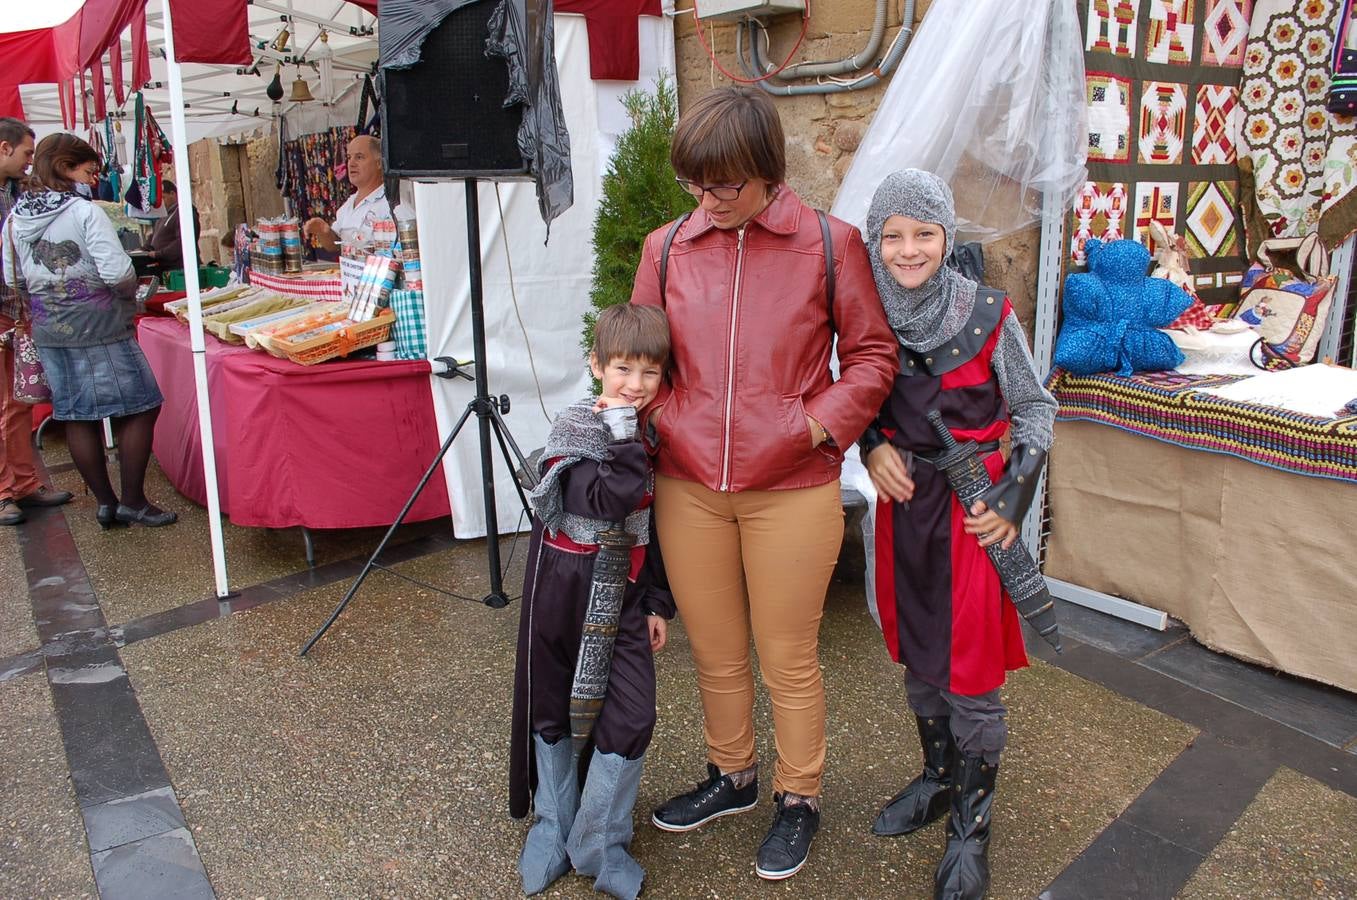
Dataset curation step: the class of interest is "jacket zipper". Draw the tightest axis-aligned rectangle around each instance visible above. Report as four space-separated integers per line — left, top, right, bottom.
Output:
719 226 746 491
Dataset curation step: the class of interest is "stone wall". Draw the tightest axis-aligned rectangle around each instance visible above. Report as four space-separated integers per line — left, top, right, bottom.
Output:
671 0 1043 328
185 133 284 267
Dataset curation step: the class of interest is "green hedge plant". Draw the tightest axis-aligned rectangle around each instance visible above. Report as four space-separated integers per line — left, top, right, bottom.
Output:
583 74 693 360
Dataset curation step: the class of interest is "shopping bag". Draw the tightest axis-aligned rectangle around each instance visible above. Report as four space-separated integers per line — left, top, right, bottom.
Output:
1232 234 1335 370
2 219 51 404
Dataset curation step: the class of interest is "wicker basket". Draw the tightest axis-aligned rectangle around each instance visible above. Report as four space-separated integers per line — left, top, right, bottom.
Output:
275 310 396 366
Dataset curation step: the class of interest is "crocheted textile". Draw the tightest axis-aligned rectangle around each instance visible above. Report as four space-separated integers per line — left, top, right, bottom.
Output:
1048 368 1357 482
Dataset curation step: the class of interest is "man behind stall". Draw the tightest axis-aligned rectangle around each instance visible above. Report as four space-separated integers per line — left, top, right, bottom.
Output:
303 135 410 252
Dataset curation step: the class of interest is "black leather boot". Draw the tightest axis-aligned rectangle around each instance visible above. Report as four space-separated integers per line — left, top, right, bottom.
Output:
872 715 955 836
933 754 998 900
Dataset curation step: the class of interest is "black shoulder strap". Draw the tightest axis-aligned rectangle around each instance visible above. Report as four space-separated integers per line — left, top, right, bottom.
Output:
816 209 834 327
658 211 693 306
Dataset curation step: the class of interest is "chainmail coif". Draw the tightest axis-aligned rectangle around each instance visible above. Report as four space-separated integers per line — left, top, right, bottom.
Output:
865 168 977 352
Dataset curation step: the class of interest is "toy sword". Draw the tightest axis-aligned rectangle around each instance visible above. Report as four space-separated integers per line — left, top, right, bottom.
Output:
925 410 1062 652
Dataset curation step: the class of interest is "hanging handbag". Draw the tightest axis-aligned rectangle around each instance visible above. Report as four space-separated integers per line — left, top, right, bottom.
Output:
1232 233 1336 370
2 219 52 405
1328 0 1357 115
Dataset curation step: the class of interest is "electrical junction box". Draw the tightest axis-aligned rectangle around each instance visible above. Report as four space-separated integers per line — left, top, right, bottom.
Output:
693 0 806 22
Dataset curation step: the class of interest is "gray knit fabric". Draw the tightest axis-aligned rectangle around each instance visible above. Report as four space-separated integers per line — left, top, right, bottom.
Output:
865 169 977 352
528 398 651 546
991 315 1057 451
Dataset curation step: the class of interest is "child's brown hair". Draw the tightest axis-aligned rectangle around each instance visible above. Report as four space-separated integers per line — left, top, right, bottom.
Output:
593 304 670 368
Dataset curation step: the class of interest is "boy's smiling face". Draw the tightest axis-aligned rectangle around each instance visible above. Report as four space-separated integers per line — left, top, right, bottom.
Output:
880 213 947 290
590 354 664 410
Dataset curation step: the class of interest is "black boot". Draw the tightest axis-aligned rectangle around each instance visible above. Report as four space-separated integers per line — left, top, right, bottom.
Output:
872 715 954 836
933 754 998 900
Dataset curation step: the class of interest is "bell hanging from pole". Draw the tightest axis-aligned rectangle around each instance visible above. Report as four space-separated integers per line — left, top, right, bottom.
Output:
289 75 315 103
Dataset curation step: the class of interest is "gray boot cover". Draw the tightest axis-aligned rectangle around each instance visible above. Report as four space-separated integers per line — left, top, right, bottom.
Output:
566 750 645 900
519 734 579 895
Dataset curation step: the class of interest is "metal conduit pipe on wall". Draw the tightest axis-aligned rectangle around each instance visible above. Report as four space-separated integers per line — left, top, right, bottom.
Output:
739 0 915 95
765 0 890 80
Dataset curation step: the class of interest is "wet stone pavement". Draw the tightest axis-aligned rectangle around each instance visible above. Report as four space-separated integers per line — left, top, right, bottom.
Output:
2 449 1356 899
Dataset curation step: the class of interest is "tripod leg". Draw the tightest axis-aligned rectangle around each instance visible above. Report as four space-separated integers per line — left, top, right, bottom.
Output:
477 402 510 610
299 402 476 656
488 403 533 513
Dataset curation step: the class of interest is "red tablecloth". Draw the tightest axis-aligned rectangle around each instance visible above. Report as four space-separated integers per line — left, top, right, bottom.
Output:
143 290 187 317
137 318 451 529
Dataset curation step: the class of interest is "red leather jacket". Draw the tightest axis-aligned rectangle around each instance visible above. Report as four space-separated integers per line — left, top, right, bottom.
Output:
631 187 898 493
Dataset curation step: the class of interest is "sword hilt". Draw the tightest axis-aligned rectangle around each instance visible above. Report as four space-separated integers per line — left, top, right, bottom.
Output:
926 410 981 474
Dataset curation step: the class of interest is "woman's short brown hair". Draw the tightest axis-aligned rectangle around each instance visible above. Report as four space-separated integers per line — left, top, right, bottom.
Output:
594 304 670 368
670 87 785 186
30 134 100 193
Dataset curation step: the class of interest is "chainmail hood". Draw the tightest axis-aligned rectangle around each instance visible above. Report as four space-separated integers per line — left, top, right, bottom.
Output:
865 168 978 352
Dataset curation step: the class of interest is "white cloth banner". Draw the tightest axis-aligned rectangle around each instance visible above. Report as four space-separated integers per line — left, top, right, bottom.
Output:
415 13 675 537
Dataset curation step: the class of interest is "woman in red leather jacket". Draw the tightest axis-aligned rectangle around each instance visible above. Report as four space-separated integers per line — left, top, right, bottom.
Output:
631 87 897 881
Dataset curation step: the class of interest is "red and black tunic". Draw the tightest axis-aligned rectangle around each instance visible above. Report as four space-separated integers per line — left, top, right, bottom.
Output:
869 289 1029 696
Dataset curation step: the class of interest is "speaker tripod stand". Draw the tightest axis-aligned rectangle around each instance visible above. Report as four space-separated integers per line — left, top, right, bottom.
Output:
301 177 536 656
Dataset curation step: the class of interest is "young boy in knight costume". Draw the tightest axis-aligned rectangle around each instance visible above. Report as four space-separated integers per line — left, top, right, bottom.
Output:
508 303 674 900
859 169 1057 900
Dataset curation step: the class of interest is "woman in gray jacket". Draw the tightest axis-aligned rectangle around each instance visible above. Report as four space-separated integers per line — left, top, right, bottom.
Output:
1 134 175 528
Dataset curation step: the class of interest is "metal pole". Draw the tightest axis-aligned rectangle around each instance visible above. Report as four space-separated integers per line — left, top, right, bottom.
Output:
160 0 231 598
465 178 508 607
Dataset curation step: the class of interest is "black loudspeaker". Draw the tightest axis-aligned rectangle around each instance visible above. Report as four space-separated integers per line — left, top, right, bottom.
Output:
381 0 529 179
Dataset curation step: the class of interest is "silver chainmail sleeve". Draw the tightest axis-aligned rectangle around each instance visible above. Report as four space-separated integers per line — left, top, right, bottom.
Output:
981 313 1057 523
991 314 1056 451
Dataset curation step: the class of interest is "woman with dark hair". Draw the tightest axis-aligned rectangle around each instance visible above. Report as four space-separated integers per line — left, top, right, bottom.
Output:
630 87 897 879
1 133 176 528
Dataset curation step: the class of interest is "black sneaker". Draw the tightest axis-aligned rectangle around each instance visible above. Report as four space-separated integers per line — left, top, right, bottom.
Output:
755 793 820 880
651 763 758 832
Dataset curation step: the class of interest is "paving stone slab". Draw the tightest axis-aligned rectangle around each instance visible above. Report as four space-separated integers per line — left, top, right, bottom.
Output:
82 786 187 853
91 827 214 900
1139 639 1357 748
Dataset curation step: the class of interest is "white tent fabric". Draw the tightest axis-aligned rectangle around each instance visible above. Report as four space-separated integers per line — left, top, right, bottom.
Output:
416 13 674 538
13 1 379 145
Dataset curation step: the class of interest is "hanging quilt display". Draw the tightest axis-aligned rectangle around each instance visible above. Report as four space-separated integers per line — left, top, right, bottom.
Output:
1073 0 1252 307
280 125 357 225
1238 0 1357 251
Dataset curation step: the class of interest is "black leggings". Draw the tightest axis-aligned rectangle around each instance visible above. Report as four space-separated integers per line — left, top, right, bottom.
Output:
64 406 160 509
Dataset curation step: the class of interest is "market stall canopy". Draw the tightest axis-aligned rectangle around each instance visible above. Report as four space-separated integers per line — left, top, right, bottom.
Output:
1 0 379 143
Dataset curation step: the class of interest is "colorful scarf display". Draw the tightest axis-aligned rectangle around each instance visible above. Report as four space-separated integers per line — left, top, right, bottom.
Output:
279 126 356 223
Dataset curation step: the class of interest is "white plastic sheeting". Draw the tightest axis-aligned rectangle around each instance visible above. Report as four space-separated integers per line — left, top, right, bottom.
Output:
831 0 1087 242
415 13 674 538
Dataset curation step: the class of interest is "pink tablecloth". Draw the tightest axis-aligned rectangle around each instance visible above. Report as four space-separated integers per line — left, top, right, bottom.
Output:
137 317 451 529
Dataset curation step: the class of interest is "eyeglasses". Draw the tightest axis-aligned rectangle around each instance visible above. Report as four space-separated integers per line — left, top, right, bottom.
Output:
675 178 748 201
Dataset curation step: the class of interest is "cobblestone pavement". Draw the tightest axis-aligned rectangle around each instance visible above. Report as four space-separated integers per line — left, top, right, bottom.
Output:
2 453 1355 899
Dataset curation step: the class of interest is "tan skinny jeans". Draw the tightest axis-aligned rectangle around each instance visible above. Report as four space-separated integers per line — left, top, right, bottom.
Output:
655 474 844 797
